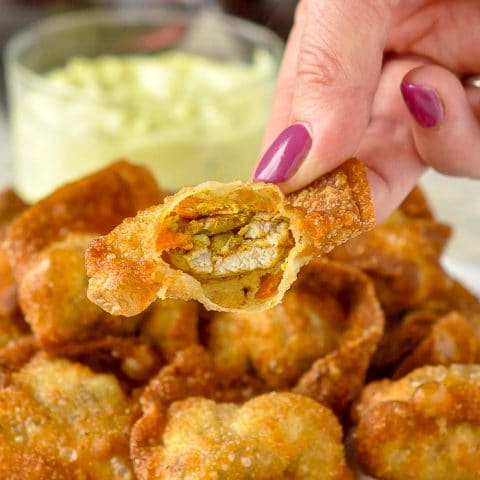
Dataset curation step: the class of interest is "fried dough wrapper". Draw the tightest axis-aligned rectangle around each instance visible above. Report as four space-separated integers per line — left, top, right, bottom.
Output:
0 354 135 480
205 260 383 413
86 159 374 315
392 311 480 378
131 391 354 480
0 190 27 322
372 276 480 369
138 345 266 410
329 189 452 315
354 365 480 480
5 160 164 280
4 162 163 360
18 233 139 348
0 189 27 240
139 299 199 362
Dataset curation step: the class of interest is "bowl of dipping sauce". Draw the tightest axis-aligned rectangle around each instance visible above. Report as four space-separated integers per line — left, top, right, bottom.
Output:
5 8 283 201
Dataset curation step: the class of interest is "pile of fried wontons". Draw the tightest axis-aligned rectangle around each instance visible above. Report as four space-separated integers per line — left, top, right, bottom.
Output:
0 160 479 480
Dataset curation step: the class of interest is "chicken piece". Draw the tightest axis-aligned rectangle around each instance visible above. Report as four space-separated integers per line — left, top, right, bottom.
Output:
5 160 164 280
131 391 354 480
86 159 374 315
0 355 135 480
140 299 199 361
354 365 480 480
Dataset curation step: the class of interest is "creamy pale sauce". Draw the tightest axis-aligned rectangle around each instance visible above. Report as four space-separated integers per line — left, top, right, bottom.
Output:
11 51 276 201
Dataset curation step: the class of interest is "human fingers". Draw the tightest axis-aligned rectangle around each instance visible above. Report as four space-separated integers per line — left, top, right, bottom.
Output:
253 0 397 192
400 64 480 178
356 58 428 222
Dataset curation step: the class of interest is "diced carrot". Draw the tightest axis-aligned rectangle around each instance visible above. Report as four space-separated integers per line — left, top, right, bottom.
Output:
174 197 202 219
156 230 193 251
255 273 282 299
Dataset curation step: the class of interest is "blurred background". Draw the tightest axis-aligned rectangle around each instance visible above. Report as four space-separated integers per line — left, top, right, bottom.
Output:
0 0 478 274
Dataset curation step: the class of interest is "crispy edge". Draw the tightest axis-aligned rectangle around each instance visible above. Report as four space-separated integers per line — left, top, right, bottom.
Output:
354 366 480 478
0 189 27 241
5 160 163 280
393 311 480 378
286 158 375 254
292 259 384 415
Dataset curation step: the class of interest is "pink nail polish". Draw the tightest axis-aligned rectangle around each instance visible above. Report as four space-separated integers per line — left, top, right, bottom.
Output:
400 83 443 128
253 124 312 183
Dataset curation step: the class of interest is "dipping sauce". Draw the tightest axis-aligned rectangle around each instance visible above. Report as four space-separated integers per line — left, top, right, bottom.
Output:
9 50 277 201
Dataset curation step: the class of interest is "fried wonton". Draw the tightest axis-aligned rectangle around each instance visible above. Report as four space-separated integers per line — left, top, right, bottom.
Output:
0 354 135 480
131 391 354 480
354 365 480 480
139 299 199 362
0 189 27 240
5 160 164 280
329 188 451 315
205 259 384 413
4 162 164 357
86 159 374 315
393 311 480 378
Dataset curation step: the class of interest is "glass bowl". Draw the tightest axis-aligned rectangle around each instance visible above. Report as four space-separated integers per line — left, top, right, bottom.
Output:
4 7 283 201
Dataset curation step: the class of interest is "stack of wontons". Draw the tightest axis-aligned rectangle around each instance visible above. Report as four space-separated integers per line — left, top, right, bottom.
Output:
1 159 479 480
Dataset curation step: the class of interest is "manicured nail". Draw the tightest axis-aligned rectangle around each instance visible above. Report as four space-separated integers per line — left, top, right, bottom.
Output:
400 83 443 128
253 124 312 183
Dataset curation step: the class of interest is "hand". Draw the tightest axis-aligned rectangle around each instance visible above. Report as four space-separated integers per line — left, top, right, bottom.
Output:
252 0 480 221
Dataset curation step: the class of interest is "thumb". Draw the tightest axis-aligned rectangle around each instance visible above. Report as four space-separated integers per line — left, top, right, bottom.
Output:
254 0 396 192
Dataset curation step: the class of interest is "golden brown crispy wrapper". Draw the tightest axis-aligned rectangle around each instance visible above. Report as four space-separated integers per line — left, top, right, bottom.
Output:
86 159 374 315
0 354 135 480
354 365 480 480
329 210 452 315
17 233 139 350
140 299 199 362
204 259 384 414
393 311 480 378
0 189 27 241
286 158 375 253
5 160 164 280
4 162 163 355
291 260 384 414
131 390 354 480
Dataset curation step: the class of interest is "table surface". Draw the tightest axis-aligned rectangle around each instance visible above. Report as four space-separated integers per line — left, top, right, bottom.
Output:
0 105 478 267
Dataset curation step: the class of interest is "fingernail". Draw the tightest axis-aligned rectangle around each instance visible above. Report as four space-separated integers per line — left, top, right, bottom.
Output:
400 83 443 128
253 124 312 183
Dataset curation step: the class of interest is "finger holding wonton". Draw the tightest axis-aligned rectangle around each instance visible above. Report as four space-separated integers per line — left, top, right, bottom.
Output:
86 159 374 316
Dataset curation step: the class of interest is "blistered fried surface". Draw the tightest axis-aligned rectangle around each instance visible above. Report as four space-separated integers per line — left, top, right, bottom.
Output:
291 260 384 413
286 159 375 253
140 299 199 361
132 391 353 480
86 160 374 316
329 190 451 315
0 355 135 480
17 233 139 351
354 365 480 480
5 160 163 280
393 311 480 378
206 288 344 389
0 189 27 240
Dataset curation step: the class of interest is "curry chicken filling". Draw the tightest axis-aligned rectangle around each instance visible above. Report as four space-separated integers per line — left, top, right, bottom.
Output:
157 197 296 308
